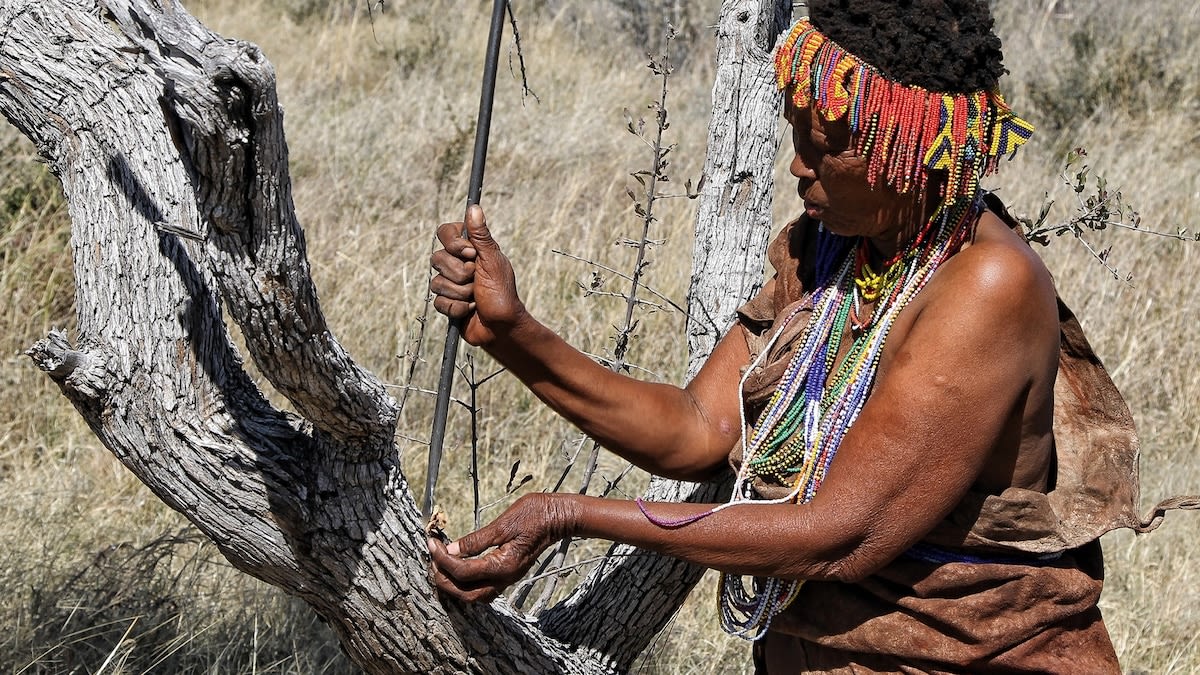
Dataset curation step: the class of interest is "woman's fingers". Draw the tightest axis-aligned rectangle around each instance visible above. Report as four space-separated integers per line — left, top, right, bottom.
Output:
436 221 477 258
429 270 475 302
426 499 564 603
436 524 530 587
430 250 476 285
430 221 480 320
431 295 475 320
450 516 513 557
428 538 520 603
428 539 503 603
463 205 498 258
429 252 476 319
429 205 525 346
430 210 496 321
435 547 517 587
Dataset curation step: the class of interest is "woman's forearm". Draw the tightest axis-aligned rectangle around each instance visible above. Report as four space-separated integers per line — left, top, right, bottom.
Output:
565 494 870 582
429 491 873 607
483 311 743 480
430 208 744 479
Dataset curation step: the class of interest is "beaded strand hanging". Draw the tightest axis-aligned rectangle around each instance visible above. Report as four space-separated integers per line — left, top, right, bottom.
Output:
636 196 983 638
775 19 1035 198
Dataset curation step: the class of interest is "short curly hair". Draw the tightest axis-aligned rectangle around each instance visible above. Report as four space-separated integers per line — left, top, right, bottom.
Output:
807 0 1006 93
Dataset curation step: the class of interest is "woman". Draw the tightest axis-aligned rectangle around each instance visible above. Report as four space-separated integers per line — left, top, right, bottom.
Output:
428 2 1143 671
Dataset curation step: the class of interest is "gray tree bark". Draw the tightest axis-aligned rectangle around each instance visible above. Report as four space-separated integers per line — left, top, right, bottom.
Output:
0 0 788 672
687 0 792 381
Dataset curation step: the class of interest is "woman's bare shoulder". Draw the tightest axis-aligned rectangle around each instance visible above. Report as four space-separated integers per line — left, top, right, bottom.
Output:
927 210 1057 329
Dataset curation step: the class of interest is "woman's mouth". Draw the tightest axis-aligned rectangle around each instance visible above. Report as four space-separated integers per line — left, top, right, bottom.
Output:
798 182 821 216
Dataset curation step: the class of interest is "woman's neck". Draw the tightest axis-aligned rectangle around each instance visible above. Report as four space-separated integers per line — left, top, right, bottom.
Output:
864 183 943 264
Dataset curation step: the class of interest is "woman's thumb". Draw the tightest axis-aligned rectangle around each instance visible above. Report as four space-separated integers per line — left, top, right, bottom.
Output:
464 205 499 254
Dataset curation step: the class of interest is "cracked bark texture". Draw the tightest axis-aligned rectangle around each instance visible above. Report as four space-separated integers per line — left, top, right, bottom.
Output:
687 0 792 382
0 0 788 672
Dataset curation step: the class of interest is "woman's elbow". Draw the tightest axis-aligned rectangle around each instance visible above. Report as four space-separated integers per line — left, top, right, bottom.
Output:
819 556 878 584
655 458 731 483
795 529 900 584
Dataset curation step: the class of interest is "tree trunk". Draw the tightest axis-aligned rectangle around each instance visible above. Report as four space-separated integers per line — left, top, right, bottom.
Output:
0 0 788 672
687 0 791 381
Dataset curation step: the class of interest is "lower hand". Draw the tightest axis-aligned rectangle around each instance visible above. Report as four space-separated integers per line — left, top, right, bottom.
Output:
428 493 580 603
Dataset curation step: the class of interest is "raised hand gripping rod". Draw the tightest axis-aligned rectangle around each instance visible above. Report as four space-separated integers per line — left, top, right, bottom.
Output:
423 0 508 519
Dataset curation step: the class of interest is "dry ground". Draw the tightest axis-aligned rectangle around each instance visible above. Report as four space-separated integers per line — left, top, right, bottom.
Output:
1 0 1196 672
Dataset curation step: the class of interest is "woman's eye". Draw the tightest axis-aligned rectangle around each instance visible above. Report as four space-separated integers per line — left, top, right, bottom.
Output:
806 134 831 156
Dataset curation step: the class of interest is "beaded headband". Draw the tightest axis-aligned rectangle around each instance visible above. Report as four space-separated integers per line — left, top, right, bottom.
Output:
775 19 1035 198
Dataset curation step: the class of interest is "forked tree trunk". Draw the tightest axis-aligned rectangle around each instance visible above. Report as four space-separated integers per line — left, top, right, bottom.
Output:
0 0 789 672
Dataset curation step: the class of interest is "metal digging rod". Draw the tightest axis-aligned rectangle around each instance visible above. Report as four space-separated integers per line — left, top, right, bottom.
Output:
423 0 508 520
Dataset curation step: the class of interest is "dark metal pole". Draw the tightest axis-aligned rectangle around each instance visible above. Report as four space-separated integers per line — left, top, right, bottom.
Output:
423 0 508 519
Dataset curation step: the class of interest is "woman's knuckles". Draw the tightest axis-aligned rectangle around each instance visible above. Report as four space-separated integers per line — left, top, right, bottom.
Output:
436 221 465 245
431 296 462 318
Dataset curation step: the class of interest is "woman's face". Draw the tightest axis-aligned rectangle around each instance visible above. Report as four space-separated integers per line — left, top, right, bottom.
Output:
785 103 921 240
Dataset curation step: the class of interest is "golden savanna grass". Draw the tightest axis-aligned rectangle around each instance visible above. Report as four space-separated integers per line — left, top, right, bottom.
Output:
0 0 1197 672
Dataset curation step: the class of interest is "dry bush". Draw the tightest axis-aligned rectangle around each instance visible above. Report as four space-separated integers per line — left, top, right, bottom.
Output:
1 0 1196 672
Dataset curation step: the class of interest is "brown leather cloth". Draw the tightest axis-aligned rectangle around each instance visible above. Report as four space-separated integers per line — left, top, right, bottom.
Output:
733 200 1200 674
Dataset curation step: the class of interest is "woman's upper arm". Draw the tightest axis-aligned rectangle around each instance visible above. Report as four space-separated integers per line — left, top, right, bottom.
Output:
629 276 775 480
795 248 1058 580
653 327 754 480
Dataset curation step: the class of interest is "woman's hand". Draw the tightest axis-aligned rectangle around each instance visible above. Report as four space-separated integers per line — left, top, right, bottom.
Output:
430 205 526 346
428 493 580 603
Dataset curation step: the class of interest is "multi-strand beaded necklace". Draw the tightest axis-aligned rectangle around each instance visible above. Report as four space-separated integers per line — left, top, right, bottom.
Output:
713 195 981 639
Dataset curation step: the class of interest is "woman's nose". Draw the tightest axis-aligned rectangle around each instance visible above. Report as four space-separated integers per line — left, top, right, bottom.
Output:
790 152 817 180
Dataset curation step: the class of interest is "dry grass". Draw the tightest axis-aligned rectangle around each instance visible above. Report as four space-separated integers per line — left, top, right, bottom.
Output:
0 0 1196 672
990 4 1200 672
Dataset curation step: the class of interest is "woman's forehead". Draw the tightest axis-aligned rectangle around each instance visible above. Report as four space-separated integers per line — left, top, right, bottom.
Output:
785 103 849 138
784 101 820 127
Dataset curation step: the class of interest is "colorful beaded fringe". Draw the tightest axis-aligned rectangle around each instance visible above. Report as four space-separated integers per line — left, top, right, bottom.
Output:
775 19 1034 198
715 195 983 640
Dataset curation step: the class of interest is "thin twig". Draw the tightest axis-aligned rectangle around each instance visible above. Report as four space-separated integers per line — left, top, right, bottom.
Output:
579 349 659 377
382 383 469 405
600 462 638 498
464 354 483 530
1017 150 1199 285
518 551 647 586
577 441 603 497
505 2 540 105
553 248 687 314
1073 232 1130 284
550 435 590 493
578 287 669 312
1104 221 1198 239
528 24 681 607
528 539 573 613
394 234 440 413
610 29 675 373
511 544 563 609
